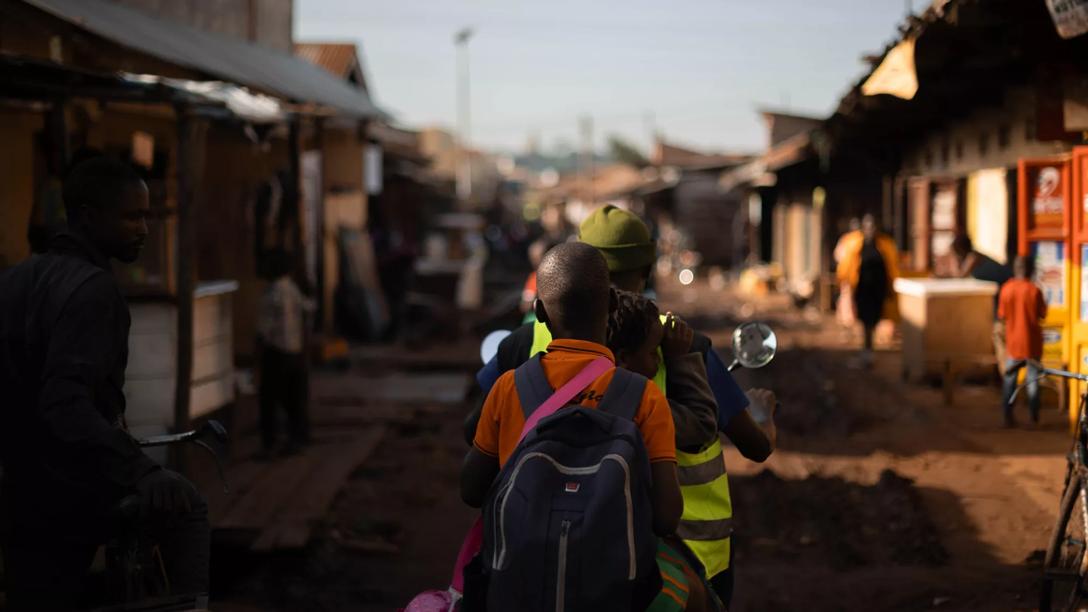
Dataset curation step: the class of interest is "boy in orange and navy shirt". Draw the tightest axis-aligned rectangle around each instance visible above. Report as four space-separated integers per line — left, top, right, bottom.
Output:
999 255 1048 427
460 242 709 612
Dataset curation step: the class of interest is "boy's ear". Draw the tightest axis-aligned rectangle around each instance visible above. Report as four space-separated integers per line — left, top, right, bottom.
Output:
534 298 549 326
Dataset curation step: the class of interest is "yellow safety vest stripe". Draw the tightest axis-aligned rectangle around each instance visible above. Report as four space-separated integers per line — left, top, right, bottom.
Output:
679 473 732 524
676 438 725 467
685 538 731 579
677 439 733 578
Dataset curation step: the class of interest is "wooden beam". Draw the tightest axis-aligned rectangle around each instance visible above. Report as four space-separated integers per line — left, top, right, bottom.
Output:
172 106 207 470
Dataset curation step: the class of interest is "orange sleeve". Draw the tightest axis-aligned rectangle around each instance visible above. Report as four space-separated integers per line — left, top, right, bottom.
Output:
997 285 1008 320
880 236 900 282
1038 287 1048 319
473 372 514 458
836 234 861 286
635 381 677 463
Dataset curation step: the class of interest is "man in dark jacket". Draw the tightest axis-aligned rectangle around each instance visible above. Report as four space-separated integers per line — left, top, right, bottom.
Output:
0 157 209 609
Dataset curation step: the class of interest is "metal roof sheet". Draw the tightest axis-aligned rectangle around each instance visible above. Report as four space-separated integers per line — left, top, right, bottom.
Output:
23 0 387 119
295 43 359 81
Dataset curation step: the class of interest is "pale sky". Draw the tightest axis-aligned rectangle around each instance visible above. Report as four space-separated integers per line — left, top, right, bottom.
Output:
296 1 914 155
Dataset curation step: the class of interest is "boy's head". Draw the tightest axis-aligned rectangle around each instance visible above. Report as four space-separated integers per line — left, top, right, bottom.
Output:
607 290 663 379
951 233 973 259
578 205 656 293
535 242 612 343
63 156 150 263
861 213 878 240
1014 255 1034 279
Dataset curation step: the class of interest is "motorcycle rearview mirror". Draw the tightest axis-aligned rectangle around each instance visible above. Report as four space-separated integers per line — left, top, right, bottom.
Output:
480 330 512 364
729 322 777 372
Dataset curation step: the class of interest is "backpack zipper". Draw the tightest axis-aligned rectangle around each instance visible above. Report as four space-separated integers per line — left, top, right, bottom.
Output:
556 520 570 612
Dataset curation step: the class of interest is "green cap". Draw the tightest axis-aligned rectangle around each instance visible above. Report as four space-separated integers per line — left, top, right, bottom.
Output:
578 205 656 273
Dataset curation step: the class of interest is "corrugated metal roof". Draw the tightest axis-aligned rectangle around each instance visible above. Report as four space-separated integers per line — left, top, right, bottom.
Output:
295 43 359 81
22 0 387 119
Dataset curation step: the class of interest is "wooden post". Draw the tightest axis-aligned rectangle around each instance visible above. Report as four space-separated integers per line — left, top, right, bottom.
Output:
287 115 303 262
313 117 326 334
48 98 69 171
173 106 206 469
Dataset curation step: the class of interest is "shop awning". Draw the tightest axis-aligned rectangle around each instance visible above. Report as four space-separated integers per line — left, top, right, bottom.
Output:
123 74 285 123
0 52 224 112
22 0 388 120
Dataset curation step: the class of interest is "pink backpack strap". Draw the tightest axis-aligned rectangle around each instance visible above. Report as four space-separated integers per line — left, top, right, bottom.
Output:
451 517 483 594
449 355 614 593
518 356 613 439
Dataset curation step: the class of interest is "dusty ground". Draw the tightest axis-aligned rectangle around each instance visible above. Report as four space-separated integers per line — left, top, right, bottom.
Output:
212 276 1072 612
680 278 1068 612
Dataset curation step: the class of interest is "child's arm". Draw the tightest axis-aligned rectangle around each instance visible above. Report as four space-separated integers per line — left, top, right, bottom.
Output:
724 389 778 461
461 373 509 506
661 315 718 451
664 352 719 451
650 461 683 537
639 372 684 537
461 448 499 508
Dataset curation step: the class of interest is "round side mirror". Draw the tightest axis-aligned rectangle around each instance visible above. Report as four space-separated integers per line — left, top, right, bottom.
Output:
480 330 512 364
731 322 777 369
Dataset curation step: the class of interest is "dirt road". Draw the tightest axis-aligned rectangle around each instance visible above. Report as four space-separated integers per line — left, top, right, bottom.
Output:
673 278 1067 612
214 277 1070 611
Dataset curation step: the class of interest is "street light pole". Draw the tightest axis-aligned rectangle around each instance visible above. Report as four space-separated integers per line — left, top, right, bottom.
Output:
454 27 473 205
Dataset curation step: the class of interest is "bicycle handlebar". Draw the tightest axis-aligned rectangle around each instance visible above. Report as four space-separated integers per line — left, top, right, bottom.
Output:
1035 360 1088 382
135 420 231 494
137 420 228 448
1008 360 1088 406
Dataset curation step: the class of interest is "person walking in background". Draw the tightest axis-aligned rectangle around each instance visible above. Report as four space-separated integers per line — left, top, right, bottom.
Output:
999 256 1048 428
257 249 314 458
833 218 862 329
950 234 1014 374
837 214 899 368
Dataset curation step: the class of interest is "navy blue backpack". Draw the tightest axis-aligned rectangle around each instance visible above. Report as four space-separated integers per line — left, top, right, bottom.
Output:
481 355 661 612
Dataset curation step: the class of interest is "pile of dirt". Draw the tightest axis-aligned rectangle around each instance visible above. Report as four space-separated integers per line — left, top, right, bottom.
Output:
732 468 948 569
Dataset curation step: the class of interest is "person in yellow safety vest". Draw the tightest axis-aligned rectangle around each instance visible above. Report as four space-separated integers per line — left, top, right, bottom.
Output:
469 206 778 608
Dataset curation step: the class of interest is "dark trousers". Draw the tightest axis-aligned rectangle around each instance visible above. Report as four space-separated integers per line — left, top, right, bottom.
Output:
1 496 210 610
259 347 309 451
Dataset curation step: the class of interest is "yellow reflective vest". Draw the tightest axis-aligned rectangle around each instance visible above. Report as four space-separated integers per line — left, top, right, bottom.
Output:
529 319 733 577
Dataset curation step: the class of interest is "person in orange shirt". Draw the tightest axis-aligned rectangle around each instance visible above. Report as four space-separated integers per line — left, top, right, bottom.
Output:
998 256 1048 427
836 214 900 368
461 242 709 612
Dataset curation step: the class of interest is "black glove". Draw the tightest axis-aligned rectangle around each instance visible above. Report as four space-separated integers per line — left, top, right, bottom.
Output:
135 469 201 515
